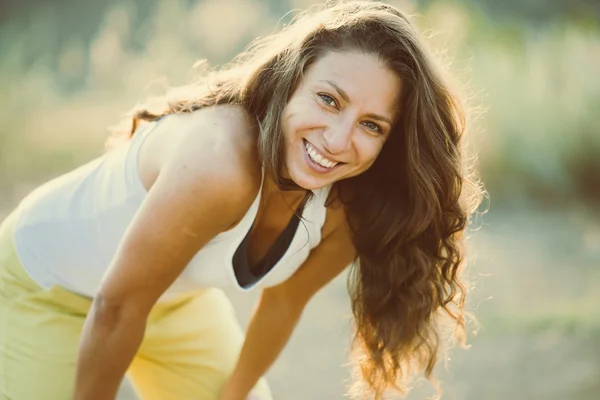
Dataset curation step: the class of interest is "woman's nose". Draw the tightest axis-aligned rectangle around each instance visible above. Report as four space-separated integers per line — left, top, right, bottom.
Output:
323 122 353 155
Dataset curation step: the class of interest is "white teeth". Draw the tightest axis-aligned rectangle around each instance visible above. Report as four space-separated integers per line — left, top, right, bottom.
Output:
304 141 338 168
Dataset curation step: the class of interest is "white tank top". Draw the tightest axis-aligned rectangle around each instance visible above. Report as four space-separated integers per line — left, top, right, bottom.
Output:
12 118 331 300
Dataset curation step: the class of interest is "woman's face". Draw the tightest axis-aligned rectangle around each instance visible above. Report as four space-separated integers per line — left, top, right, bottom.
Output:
280 50 402 190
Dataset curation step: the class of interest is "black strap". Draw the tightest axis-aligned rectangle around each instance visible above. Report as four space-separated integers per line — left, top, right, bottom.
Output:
232 195 308 288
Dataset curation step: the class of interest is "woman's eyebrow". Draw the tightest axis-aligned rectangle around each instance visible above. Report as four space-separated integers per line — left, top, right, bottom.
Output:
321 79 393 126
322 79 350 103
364 113 392 126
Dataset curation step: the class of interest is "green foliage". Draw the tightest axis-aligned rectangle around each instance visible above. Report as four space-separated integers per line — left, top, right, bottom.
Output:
466 23 600 206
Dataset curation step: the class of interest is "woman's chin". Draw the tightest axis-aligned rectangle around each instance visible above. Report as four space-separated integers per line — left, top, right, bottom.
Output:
286 156 343 190
289 171 333 191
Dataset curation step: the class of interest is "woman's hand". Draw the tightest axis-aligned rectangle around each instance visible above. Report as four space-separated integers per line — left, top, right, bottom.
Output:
218 389 264 400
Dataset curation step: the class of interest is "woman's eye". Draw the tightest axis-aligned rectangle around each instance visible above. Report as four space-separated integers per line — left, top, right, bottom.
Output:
318 93 337 108
362 121 383 133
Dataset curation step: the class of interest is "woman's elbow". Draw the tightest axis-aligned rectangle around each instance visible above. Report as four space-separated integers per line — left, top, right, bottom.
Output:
259 285 308 319
90 293 147 328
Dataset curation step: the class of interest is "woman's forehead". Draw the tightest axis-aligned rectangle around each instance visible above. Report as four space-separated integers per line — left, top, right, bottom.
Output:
304 51 403 117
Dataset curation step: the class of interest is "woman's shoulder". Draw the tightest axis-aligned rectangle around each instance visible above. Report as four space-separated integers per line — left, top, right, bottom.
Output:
157 104 259 158
139 104 262 203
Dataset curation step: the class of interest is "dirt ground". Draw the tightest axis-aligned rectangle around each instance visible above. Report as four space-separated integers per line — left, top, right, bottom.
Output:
115 206 600 400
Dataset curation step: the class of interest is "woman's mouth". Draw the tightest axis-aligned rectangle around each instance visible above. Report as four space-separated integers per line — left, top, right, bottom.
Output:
303 139 343 174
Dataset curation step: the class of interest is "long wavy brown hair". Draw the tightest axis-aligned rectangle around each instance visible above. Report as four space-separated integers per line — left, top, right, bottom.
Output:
108 1 485 398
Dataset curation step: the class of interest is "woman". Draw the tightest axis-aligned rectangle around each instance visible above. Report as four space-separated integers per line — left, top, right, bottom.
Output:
0 1 484 399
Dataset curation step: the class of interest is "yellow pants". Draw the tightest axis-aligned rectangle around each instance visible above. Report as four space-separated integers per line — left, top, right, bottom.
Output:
0 212 272 400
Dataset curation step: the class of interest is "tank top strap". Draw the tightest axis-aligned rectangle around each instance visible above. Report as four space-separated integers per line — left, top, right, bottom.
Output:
124 117 167 194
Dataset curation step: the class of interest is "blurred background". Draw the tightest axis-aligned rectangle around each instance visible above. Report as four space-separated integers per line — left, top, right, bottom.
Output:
1 0 599 399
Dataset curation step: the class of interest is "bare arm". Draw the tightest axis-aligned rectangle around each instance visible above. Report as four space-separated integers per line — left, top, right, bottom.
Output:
219 199 356 400
73 109 260 400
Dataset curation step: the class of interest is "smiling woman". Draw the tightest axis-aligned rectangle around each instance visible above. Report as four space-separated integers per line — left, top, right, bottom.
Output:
0 2 485 400
280 51 401 189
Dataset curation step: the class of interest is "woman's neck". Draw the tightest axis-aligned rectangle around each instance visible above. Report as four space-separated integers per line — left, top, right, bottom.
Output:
261 172 307 209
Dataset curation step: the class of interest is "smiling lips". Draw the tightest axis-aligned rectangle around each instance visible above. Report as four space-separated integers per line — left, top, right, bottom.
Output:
304 140 339 169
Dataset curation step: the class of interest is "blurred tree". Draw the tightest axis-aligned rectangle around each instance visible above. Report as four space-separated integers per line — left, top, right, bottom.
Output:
3 0 600 29
461 0 600 25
